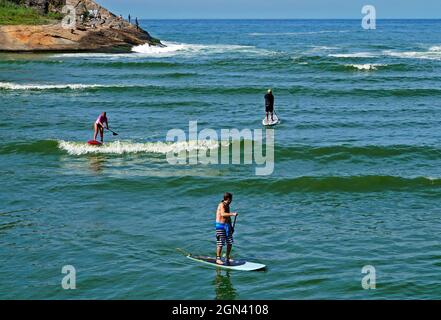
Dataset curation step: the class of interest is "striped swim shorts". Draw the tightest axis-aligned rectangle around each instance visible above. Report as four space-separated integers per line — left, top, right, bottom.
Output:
216 224 233 247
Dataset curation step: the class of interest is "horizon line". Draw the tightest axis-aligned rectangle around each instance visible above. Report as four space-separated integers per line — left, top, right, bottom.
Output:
137 17 441 20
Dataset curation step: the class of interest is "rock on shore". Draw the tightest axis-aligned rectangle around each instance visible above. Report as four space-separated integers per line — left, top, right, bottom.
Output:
0 0 163 52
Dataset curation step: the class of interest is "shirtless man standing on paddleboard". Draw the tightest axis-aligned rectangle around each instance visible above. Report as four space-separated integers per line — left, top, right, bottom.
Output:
216 193 238 265
93 112 109 142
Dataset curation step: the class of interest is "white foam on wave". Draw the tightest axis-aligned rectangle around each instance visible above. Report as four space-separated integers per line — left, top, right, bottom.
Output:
345 64 386 71
330 46 441 61
309 46 338 51
58 140 228 156
132 41 274 57
0 82 109 91
132 42 190 55
51 41 275 59
429 46 441 52
384 47 441 61
329 52 378 58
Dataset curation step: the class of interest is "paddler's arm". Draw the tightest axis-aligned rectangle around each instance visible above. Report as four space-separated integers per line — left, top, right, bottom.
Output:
217 203 238 218
221 212 238 218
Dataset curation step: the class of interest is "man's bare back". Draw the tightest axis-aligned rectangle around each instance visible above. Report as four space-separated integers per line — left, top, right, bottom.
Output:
215 193 238 265
216 201 232 224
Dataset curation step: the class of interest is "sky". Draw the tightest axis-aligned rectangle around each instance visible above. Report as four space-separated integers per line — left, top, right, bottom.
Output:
98 0 441 19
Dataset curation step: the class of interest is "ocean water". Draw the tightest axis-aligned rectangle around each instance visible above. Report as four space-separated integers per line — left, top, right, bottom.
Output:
1 19 441 299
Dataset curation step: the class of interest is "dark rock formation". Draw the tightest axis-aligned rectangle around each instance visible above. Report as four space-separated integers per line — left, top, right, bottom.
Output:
0 0 163 52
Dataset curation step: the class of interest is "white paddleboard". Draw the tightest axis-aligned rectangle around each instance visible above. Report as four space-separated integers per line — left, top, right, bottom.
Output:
262 114 280 126
187 255 266 271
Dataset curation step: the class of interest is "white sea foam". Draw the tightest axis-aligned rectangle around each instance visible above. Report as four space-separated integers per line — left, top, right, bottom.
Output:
345 64 386 71
384 48 441 61
132 41 274 57
329 52 378 58
52 41 274 59
309 46 338 51
0 82 108 91
429 46 441 52
132 42 190 55
58 140 228 156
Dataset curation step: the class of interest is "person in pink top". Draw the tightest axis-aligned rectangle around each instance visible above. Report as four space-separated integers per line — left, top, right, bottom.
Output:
93 112 109 142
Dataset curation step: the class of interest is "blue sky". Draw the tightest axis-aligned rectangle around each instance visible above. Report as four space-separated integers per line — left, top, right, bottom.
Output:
98 0 441 19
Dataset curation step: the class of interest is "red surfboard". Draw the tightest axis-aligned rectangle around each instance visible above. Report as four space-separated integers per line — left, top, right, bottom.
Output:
87 140 103 146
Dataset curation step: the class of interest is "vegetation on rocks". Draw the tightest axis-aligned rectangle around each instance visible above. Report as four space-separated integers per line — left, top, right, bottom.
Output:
0 0 62 25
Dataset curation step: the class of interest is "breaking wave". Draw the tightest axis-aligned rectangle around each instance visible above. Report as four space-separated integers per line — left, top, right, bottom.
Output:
344 64 387 71
0 82 110 91
58 140 228 156
132 41 275 57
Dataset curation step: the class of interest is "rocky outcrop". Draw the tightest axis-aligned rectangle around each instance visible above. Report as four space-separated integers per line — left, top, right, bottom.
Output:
0 0 163 52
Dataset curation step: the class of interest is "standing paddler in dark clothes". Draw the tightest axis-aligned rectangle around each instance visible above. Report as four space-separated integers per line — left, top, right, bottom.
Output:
265 89 274 122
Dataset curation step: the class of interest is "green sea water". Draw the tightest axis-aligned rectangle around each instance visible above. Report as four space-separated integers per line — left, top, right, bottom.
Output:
1 20 441 299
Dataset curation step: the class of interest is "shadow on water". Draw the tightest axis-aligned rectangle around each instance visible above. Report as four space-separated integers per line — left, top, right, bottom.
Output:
213 269 237 300
88 155 106 174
